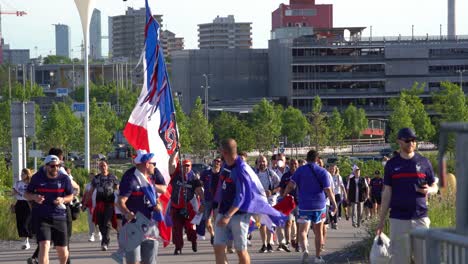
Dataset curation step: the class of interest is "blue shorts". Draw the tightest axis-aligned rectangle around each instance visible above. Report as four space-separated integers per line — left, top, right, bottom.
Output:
297 208 327 224
213 213 250 251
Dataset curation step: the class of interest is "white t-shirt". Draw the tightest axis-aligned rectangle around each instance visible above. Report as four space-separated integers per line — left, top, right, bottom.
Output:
332 175 343 195
14 181 28 201
326 172 334 206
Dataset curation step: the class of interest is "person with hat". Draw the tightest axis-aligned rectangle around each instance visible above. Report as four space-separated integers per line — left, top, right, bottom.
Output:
376 128 438 264
24 155 74 264
346 165 369 228
370 170 384 217
117 150 167 264
168 151 205 255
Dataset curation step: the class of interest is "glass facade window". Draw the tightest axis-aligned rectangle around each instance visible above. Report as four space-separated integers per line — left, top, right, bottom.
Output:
285 9 317 17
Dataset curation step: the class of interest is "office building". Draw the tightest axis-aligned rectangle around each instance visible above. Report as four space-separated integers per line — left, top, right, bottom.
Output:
90 9 102 60
55 24 71 58
198 15 252 49
161 30 184 59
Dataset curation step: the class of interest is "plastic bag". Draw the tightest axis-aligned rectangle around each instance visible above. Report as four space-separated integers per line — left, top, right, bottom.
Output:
370 232 391 264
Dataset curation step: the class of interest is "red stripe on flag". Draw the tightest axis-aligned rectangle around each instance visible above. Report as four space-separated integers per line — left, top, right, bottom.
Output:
37 188 65 193
392 172 426 179
123 122 150 152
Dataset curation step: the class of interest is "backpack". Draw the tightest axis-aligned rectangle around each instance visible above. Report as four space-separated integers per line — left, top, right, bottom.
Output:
95 175 116 202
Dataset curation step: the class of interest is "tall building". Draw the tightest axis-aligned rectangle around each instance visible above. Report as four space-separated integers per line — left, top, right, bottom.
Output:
55 24 70 58
272 0 333 31
90 9 102 60
109 7 163 61
161 30 184 58
198 15 252 49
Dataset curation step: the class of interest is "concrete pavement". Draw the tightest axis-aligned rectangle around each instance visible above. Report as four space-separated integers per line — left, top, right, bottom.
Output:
0 218 368 264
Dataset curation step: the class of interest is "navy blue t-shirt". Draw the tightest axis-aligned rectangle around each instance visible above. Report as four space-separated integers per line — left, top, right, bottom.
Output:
279 170 296 201
218 161 244 215
27 169 73 220
201 169 221 202
119 167 166 219
384 153 435 220
370 177 384 197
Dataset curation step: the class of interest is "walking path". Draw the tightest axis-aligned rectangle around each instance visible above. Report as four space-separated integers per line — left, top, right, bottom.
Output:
0 218 369 264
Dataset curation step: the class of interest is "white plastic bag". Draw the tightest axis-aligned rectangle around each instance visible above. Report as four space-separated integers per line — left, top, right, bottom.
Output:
370 232 391 264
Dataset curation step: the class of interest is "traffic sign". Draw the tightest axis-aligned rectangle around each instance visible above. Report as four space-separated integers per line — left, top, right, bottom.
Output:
11 101 35 138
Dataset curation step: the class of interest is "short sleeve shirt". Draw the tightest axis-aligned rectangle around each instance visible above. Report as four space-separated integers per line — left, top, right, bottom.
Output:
291 163 330 211
92 173 119 202
384 153 435 220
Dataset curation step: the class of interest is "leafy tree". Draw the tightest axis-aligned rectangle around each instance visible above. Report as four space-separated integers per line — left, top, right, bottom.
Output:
249 98 282 152
2 82 44 101
388 97 413 149
38 103 82 152
89 98 118 155
212 112 255 152
0 102 11 150
343 104 368 139
174 99 191 153
281 106 308 145
188 97 213 157
327 107 346 152
432 81 468 151
43 55 72 64
307 96 328 150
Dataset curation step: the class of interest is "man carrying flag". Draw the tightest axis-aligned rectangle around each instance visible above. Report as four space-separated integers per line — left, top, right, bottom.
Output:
214 138 287 264
118 150 167 264
123 0 177 249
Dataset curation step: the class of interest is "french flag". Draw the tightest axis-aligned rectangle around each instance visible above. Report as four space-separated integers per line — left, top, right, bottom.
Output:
123 0 177 247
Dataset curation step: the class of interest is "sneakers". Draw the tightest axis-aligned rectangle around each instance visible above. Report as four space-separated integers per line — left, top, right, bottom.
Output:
101 244 108 251
27 257 38 264
88 234 95 242
227 247 235 254
98 232 103 241
302 251 309 264
173 249 182 255
197 235 206 241
259 244 267 253
266 243 273 253
192 242 198 252
277 243 291 252
314 256 325 263
21 241 30 250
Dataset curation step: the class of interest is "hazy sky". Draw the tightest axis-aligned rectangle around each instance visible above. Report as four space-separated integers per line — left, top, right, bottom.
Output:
2 0 467 58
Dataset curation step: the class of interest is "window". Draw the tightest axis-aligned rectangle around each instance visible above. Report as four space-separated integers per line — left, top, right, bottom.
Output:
285 9 317 16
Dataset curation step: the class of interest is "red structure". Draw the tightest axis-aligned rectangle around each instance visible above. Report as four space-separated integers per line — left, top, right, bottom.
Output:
272 0 333 31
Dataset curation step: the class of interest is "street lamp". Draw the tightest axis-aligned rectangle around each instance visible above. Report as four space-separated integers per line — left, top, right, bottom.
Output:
456 69 466 90
49 71 54 88
74 0 96 171
201 74 210 121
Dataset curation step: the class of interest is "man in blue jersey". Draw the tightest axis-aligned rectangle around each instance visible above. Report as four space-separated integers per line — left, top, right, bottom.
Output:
376 128 438 264
25 155 74 264
283 149 337 264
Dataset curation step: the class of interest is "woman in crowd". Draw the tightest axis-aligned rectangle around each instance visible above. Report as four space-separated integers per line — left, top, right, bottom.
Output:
13 168 33 250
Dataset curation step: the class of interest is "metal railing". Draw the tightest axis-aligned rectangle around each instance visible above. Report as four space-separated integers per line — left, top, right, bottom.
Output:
411 228 468 264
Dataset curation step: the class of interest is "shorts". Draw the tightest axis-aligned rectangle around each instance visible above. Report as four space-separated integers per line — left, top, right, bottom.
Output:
371 195 382 205
297 208 327 224
204 201 218 220
365 199 373 209
213 213 250 251
125 239 159 264
36 218 68 246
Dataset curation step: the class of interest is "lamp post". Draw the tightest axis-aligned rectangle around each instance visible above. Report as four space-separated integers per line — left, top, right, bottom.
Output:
74 0 96 171
201 74 210 121
49 71 54 89
456 69 466 90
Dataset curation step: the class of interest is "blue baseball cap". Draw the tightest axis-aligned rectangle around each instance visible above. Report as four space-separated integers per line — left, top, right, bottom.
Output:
397 128 417 139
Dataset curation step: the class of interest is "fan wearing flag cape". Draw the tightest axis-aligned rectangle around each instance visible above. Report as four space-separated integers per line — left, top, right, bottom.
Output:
117 150 167 264
213 139 288 264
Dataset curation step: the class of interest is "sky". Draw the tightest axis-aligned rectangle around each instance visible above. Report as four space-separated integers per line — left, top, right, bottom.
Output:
2 0 467 58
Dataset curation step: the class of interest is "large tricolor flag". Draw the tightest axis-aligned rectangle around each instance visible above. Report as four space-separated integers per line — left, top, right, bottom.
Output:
123 0 176 247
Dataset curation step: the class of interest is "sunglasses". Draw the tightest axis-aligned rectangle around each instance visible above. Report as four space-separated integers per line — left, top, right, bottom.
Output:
48 164 60 168
213 159 221 163
150 162 157 167
401 138 416 143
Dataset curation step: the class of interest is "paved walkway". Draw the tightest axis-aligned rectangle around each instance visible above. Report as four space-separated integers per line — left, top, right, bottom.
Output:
0 218 368 264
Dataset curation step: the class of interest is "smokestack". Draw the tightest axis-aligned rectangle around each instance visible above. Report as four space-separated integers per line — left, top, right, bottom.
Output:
448 0 456 39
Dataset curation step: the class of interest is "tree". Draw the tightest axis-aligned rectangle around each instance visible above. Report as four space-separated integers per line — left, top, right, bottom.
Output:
249 98 282 152
281 106 308 145
388 97 413 149
212 112 256 152
188 97 213 157
0 102 11 150
38 103 82 152
327 107 346 152
343 104 368 139
90 98 120 155
432 81 468 151
43 55 72 64
307 96 328 150
174 99 192 153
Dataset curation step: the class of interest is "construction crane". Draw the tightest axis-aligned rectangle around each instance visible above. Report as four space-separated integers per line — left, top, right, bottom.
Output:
0 7 28 64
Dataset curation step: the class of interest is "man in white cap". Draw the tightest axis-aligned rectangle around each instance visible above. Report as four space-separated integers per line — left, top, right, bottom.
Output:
118 150 167 264
346 165 369 228
24 155 74 264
